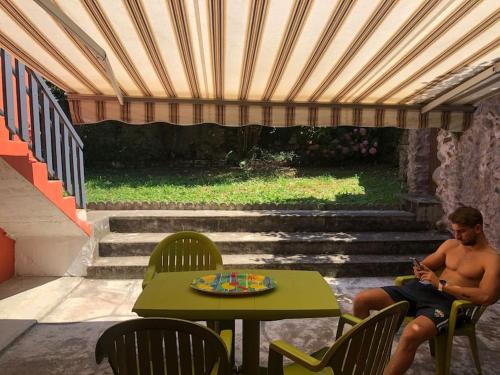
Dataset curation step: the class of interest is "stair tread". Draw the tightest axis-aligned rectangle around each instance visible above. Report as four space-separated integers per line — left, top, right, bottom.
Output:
90 253 430 267
89 209 415 221
100 231 449 243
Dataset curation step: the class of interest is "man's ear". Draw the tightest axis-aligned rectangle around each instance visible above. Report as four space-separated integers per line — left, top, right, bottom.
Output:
474 224 482 233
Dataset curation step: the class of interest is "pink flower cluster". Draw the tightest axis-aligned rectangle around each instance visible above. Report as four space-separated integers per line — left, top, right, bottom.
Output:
350 128 378 157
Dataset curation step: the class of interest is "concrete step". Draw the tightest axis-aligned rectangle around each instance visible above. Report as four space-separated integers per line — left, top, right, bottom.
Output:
86 253 430 278
98 231 449 257
105 210 428 233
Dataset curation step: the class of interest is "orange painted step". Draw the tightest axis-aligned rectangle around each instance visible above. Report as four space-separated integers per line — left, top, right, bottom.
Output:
0 139 29 157
1 139 91 236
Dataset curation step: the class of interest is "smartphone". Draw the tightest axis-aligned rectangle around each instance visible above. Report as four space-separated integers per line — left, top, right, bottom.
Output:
410 257 431 284
410 257 423 269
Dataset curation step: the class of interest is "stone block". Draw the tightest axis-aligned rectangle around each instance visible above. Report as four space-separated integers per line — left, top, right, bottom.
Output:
401 193 443 229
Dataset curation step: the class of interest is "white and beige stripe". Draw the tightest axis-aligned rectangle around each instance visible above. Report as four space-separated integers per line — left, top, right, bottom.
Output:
67 95 474 132
0 0 497 130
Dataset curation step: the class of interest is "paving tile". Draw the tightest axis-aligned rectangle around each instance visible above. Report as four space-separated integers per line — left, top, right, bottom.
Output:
41 279 141 323
0 277 82 320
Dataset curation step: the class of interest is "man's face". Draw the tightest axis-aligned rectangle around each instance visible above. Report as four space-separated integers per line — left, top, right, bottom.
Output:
451 223 480 246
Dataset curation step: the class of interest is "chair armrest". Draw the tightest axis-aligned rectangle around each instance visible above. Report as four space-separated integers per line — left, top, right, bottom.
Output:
395 275 416 286
452 299 475 310
219 329 233 361
335 314 362 339
339 313 362 326
449 299 482 326
268 340 322 374
142 265 156 289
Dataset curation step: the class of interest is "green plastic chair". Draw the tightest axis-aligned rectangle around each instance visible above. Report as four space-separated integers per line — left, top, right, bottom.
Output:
96 317 233 375
267 301 409 375
395 275 487 375
142 231 223 289
141 231 232 364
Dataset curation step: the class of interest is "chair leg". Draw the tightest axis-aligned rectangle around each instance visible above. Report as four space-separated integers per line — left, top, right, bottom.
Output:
220 319 236 368
467 332 482 375
433 336 448 375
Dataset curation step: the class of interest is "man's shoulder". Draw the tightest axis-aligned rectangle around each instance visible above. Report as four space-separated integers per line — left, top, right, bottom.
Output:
483 246 500 261
477 246 500 271
439 239 461 251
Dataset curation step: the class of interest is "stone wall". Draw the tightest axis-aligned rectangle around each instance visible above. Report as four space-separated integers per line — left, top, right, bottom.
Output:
407 129 433 194
433 94 500 250
398 130 409 186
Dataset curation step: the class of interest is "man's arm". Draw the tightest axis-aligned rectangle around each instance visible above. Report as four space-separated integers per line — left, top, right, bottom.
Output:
419 254 500 305
442 257 500 305
419 240 453 271
412 240 449 279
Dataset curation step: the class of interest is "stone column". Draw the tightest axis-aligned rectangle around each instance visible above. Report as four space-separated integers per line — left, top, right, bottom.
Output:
398 130 409 186
402 128 442 228
407 128 434 195
433 131 461 226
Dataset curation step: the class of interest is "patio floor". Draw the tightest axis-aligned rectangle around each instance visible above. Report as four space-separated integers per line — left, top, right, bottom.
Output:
0 276 498 374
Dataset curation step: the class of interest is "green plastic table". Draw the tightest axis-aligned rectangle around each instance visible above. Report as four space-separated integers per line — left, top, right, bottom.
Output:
133 269 340 375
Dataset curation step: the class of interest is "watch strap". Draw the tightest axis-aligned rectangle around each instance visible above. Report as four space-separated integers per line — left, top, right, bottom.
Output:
438 279 447 291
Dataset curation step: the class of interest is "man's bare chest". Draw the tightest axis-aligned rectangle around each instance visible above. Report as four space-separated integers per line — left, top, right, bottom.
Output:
445 249 484 281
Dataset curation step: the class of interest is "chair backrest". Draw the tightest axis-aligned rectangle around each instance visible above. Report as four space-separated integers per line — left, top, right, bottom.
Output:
149 231 223 272
322 301 409 375
96 318 231 375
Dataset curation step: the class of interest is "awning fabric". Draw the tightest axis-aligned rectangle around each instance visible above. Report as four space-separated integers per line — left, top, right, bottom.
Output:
1 0 499 130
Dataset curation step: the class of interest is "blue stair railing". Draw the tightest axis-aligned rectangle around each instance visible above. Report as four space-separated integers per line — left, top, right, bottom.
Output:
0 48 86 208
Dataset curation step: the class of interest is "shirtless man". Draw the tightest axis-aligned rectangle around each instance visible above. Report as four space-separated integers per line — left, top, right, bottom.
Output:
352 206 500 374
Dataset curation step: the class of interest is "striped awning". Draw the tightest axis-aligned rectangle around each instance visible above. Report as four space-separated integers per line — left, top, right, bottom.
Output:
1 0 499 130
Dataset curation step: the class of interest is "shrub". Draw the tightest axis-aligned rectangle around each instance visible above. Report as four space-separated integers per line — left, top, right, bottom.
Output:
76 121 401 168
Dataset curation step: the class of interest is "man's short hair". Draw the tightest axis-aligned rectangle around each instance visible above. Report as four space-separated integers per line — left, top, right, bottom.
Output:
448 206 483 227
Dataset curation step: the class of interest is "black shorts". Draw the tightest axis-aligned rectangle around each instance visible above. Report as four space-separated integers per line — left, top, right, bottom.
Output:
381 280 458 334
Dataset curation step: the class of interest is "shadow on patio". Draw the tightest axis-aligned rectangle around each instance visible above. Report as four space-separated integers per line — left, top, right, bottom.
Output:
0 276 499 374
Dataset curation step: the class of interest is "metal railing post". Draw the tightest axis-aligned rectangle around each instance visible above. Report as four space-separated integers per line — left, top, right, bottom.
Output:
1 47 86 208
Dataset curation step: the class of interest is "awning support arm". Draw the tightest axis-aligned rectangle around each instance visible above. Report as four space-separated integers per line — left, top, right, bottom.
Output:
422 61 500 113
33 0 123 105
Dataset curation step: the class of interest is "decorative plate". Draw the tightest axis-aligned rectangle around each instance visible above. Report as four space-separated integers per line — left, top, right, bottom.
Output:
190 272 276 295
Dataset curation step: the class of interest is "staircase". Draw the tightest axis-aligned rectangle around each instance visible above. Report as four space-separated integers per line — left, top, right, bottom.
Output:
87 209 449 278
0 141 90 235
0 48 90 276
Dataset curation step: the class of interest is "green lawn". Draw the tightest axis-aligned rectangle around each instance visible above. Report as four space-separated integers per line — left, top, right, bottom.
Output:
85 165 403 207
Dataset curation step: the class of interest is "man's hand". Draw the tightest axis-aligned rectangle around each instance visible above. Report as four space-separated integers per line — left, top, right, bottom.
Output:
416 264 440 288
412 266 421 279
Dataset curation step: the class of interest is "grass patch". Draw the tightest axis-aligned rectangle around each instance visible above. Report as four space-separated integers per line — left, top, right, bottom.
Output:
85 165 403 207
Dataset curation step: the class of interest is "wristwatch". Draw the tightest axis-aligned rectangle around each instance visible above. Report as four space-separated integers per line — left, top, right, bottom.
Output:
438 279 447 292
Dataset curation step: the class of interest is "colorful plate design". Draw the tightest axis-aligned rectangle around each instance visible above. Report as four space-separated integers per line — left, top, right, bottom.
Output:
190 272 276 295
